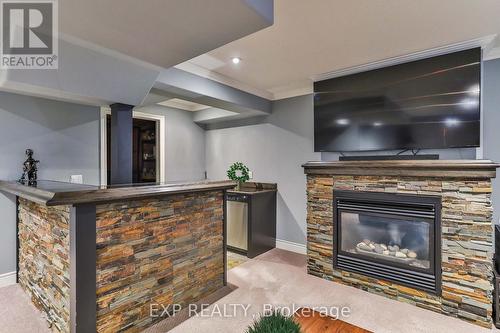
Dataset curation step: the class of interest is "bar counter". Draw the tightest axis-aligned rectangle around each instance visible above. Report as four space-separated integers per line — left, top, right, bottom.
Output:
0 179 236 333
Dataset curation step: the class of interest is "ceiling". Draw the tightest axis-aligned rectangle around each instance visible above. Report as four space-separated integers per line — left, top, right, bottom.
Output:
0 0 273 106
157 98 210 111
59 0 273 69
177 0 500 100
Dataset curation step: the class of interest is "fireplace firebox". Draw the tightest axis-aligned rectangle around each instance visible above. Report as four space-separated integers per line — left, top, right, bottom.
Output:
333 191 441 294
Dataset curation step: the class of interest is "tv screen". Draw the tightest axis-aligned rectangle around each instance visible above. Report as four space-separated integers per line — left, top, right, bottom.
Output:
314 48 481 152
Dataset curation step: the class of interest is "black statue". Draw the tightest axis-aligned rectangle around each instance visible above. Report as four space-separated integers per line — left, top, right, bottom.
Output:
19 149 39 186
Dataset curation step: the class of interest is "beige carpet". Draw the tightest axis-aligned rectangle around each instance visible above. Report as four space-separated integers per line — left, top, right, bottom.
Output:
171 249 500 333
227 251 249 270
1 249 500 332
0 283 50 332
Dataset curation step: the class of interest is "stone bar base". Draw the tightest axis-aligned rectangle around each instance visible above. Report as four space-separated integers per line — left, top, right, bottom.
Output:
18 199 71 332
95 191 225 333
306 174 494 328
17 190 226 333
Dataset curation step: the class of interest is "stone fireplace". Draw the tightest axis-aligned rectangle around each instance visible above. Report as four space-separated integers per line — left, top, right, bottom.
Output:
303 160 499 328
334 190 441 294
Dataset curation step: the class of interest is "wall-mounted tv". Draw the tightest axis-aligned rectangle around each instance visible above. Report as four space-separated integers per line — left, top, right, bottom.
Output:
313 48 481 152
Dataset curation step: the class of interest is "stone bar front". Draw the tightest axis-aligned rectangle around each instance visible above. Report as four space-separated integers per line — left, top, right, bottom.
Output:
0 180 235 333
302 160 499 328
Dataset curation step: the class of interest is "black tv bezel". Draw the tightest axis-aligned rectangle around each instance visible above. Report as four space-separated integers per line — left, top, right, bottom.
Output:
313 48 482 153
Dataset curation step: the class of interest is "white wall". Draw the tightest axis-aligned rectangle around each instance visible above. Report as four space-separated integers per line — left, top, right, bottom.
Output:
205 95 320 244
136 105 206 182
0 91 100 275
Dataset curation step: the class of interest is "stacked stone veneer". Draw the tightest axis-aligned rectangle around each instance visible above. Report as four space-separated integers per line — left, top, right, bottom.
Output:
18 190 225 333
306 175 494 328
95 191 225 333
18 198 71 333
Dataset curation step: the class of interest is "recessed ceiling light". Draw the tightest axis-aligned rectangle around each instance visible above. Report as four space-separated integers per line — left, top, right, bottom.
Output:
231 57 241 64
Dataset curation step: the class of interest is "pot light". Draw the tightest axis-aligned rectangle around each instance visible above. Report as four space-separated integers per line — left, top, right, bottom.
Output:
373 122 383 127
231 57 241 64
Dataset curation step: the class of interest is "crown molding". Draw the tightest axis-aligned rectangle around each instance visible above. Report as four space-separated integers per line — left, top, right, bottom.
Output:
60 33 164 72
174 61 274 100
174 35 498 102
484 47 500 61
174 60 314 101
313 35 497 82
157 98 211 111
271 84 313 100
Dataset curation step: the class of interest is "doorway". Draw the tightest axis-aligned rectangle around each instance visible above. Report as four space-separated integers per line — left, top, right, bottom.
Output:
100 108 166 186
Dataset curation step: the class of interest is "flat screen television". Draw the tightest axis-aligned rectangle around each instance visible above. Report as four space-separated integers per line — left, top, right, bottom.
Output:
313 48 481 152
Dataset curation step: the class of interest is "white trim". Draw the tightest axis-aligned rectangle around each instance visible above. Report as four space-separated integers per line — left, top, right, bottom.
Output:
174 36 498 102
484 47 500 61
270 84 313 100
100 107 108 185
0 80 109 106
312 35 497 82
0 271 16 288
175 61 274 100
157 98 211 112
133 111 166 184
276 239 306 255
100 108 166 186
60 33 164 72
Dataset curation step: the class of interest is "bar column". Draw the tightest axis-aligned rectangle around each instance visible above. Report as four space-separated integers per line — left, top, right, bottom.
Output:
109 103 134 185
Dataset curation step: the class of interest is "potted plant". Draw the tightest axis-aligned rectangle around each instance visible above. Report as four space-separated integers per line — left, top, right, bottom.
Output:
246 312 301 333
227 162 250 191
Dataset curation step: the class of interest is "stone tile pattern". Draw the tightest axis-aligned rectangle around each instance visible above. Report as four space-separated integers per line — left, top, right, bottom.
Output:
306 175 494 328
18 198 71 333
95 191 225 333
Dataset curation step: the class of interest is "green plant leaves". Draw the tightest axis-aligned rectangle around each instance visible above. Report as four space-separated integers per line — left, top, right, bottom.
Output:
246 312 301 333
227 162 250 183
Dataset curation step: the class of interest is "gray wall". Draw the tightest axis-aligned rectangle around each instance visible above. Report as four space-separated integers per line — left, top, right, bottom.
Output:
483 58 500 225
0 91 100 275
136 105 206 182
205 59 500 245
204 94 481 246
205 95 320 244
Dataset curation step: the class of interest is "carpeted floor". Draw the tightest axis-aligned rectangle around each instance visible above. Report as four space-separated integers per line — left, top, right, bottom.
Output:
1 249 500 332
0 282 50 332
227 251 249 269
171 249 500 333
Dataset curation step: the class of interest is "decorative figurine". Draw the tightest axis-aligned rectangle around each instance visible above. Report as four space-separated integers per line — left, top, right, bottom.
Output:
19 149 40 186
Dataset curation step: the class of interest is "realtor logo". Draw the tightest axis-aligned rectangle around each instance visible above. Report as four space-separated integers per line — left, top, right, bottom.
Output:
1 0 58 69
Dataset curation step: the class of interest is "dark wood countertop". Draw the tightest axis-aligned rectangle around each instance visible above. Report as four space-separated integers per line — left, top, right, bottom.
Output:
226 181 277 195
0 180 237 206
302 160 500 179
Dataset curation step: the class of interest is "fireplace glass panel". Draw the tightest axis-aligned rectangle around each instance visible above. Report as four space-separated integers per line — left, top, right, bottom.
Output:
339 211 431 269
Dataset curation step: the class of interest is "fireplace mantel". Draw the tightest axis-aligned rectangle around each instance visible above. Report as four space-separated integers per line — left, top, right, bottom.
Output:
302 159 500 179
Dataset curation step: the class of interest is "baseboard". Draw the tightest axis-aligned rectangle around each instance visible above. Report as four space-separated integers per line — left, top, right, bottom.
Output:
276 239 307 255
0 271 16 288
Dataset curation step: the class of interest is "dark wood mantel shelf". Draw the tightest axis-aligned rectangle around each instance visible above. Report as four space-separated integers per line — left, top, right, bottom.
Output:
302 160 500 179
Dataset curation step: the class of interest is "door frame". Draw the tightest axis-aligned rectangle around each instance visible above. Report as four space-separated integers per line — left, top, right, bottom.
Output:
100 107 166 186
